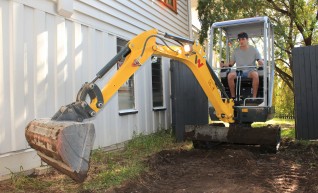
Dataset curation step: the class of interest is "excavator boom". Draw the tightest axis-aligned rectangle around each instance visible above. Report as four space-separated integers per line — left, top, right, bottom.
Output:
25 29 234 182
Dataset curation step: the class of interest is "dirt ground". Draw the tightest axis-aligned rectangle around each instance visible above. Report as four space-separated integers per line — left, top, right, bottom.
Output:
1 140 318 193
111 141 318 193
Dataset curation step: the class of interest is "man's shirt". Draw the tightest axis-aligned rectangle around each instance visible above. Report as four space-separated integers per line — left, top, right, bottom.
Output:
231 45 261 72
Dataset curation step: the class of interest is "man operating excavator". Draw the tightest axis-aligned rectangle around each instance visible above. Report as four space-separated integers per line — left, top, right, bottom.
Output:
221 32 264 102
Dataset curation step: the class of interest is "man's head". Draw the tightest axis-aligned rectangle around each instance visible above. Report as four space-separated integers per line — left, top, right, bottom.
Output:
237 32 249 48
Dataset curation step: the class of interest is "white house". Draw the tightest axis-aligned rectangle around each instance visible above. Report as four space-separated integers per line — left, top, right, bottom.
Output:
0 0 194 180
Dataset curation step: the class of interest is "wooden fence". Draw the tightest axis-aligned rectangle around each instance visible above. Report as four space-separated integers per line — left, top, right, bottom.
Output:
275 114 295 120
293 45 318 140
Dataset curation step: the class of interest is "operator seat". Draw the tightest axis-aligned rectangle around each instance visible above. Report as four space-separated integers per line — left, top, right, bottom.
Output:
220 67 264 101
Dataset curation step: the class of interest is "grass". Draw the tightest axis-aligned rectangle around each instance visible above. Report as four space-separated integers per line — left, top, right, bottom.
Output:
252 118 296 140
83 129 183 191
281 127 296 139
253 118 295 127
254 118 318 149
3 119 313 192
83 130 177 191
0 129 180 192
3 168 53 192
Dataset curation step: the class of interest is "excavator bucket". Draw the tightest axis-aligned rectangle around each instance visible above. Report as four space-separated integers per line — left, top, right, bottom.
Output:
25 118 95 182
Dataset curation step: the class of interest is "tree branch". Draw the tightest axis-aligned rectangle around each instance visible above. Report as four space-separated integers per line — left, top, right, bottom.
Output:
275 63 293 81
288 1 313 46
276 58 290 67
275 64 294 91
282 0 289 8
274 42 292 55
287 19 295 50
275 71 294 92
266 0 289 15
276 71 294 92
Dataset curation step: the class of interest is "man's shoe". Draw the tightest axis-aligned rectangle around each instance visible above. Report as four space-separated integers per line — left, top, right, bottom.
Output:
233 98 243 106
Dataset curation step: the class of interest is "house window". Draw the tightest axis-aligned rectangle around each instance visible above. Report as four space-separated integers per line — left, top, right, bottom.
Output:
117 38 135 110
151 56 164 107
160 0 177 13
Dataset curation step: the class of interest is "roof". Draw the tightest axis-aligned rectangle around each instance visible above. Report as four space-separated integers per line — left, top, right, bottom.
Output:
211 16 271 39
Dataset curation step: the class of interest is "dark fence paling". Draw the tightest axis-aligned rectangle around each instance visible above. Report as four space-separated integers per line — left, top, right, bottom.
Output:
292 45 318 140
170 60 208 142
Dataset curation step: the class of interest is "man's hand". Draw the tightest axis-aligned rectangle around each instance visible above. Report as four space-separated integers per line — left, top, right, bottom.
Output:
220 61 233 68
224 61 235 67
257 59 264 66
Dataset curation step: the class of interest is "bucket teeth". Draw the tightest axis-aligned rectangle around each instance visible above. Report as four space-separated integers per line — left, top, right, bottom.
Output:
25 118 95 182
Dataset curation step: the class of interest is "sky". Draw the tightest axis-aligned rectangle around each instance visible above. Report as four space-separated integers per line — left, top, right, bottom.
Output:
191 0 201 29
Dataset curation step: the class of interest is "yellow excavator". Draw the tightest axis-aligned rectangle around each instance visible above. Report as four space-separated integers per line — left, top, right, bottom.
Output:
25 17 280 183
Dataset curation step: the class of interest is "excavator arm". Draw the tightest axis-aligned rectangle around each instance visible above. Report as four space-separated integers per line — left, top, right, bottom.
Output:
90 29 234 122
25 29 234 182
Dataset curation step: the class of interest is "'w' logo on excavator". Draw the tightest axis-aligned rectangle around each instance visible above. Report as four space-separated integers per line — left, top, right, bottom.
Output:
197 59 204 68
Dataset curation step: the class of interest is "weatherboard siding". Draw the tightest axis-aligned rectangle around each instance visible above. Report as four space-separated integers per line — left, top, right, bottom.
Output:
0 0 190 179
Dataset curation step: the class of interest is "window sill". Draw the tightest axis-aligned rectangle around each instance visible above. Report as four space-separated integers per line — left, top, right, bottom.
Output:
153 107 167 112
119 109 138 116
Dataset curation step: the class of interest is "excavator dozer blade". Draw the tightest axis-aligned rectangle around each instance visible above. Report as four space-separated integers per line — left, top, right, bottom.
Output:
185 124 281 153
25 118 95 182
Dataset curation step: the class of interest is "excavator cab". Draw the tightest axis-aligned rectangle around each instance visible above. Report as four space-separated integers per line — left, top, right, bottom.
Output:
186 17 280 153
208 17 275 123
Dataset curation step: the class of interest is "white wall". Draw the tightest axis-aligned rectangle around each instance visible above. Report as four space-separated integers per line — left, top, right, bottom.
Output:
0 0 191 179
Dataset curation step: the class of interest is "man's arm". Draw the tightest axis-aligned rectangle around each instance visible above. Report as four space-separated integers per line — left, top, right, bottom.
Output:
222 60 235 67
255 47 263 66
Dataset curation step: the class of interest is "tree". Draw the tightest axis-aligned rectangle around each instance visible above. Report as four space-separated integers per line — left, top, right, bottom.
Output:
274 75 294 117
197 0 318 92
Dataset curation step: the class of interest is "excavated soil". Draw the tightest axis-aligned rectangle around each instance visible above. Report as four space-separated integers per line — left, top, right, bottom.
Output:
110 141 318 193
1 140 318 193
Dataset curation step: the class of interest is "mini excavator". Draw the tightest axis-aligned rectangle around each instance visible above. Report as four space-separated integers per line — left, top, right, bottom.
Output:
25 17 280 182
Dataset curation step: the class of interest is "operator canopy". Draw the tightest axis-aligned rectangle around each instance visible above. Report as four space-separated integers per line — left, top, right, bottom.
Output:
212 17 271 39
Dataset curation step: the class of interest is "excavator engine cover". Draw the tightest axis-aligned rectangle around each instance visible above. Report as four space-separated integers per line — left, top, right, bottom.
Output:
25 119 95 182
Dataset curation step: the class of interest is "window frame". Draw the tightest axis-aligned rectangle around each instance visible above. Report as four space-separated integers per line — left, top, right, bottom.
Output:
160 0 177 13
151 55 165 110
116 37 137 115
